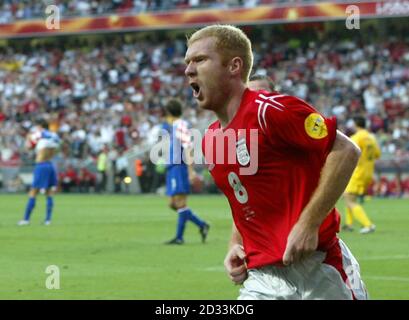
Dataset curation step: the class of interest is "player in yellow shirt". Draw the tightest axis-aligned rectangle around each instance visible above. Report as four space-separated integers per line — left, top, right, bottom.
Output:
343 116 381 234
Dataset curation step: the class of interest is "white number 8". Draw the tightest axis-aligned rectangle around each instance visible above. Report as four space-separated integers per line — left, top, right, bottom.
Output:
228 172 248 204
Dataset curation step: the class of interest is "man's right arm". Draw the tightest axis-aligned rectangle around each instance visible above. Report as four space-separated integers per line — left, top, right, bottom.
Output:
228 222 243 249
224 223 247 285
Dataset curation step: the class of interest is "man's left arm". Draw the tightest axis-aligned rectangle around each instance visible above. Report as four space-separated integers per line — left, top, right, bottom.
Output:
183 146 197 182
283 130 361 265
374 138 382 160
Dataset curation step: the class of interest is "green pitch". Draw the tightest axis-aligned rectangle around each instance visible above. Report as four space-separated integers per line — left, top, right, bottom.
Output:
0 194 408 299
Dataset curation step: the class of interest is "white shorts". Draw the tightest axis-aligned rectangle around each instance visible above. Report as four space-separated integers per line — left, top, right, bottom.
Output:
238 239 368 300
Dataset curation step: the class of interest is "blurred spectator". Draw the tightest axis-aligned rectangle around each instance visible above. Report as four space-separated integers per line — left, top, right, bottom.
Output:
150 153 166 193
114 148 129 193
96 145 109 192
78 167 96 193
59 165 78 192
0 143 22 192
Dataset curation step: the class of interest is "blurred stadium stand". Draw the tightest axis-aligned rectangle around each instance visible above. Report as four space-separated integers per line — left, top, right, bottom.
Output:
0 0 408 195
0 1 353 23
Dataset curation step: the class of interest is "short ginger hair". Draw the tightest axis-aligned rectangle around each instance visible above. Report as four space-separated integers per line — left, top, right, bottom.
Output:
187 25 253 83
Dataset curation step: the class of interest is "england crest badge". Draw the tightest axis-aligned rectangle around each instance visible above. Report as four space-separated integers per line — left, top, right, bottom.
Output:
236 138 250 166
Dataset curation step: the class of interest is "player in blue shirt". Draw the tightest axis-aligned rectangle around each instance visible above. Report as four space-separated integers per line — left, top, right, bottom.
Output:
18 119 61 226
163 99 210 245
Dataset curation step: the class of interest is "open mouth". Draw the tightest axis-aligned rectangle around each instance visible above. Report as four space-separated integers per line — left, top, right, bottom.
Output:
190 83 201 98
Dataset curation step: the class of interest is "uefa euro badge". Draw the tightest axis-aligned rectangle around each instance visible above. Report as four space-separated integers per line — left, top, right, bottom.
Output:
236 138 250 166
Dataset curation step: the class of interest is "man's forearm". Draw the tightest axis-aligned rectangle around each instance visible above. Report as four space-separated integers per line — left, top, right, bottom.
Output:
298 130 361 229
184 147 195 177
229 222 243 249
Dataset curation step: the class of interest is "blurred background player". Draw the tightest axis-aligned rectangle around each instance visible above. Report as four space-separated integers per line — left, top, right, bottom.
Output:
96 145 109 193
162 99 210 245
343 116 381 234
18 119 61 226
248 74 275 91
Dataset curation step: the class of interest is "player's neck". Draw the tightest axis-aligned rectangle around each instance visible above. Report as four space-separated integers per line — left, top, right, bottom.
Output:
167 116 179 123
216 84 246 129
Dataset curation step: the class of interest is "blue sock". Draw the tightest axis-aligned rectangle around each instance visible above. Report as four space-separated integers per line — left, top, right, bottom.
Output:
46 196 54 222
184 207 206 229
176 209 189 240
24 197 36 221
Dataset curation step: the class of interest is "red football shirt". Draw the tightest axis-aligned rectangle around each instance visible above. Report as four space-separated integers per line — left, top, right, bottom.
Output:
202 89 340 269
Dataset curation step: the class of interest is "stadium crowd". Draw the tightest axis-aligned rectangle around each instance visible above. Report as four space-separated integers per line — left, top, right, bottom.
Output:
0 0 346 23
0 27 408 194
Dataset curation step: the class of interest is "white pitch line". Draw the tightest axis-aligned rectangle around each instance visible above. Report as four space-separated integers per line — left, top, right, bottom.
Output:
203 266 225 272
365 276 409 282
359 255 409 261
201 255 409 273
201 268 409 284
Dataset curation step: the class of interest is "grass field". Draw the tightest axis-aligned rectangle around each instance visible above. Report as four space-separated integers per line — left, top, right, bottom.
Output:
0 194 408 300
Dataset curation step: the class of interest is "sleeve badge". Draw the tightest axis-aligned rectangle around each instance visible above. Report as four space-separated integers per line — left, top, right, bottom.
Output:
304 113 328 139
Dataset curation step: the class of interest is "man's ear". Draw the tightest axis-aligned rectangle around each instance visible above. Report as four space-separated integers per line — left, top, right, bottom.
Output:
229 57 243 77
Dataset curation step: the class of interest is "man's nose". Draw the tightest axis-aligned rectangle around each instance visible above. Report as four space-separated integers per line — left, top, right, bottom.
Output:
185 62 196 77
